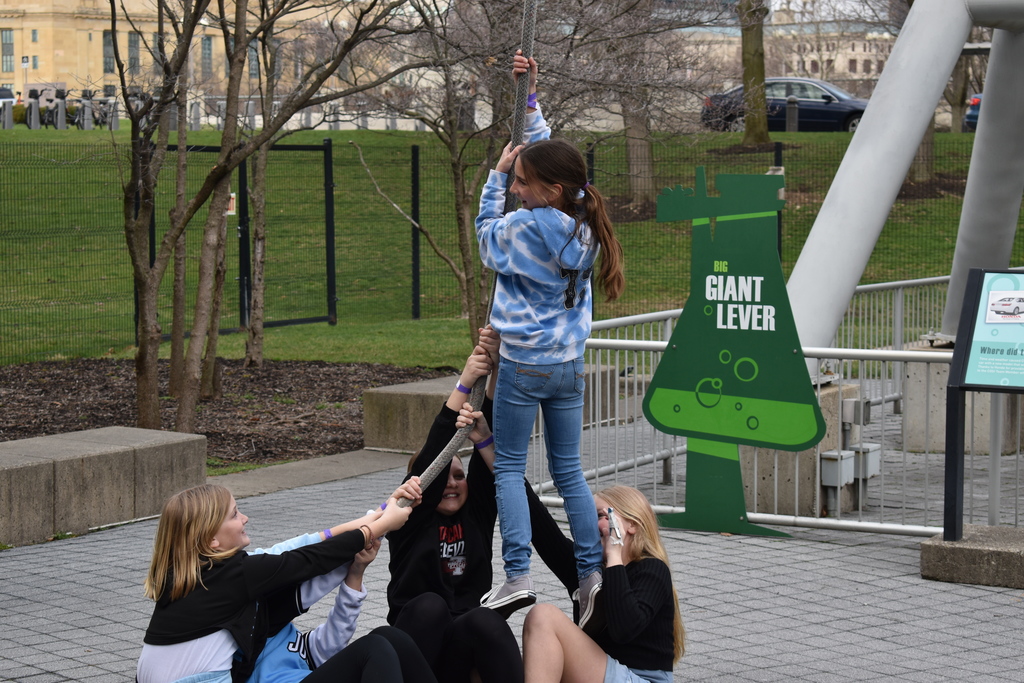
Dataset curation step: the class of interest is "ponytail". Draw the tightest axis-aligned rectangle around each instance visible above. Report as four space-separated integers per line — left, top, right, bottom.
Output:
576 187 623 302
517 139 625 302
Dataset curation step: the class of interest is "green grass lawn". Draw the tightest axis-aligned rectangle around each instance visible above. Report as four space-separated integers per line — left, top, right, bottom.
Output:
2 124 1021 366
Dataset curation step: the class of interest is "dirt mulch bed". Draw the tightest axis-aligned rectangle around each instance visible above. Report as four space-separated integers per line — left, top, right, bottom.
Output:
0 359 452 466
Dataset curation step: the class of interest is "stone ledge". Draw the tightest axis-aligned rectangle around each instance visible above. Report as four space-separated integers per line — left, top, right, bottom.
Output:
920 524 1024 589
0 427 206 547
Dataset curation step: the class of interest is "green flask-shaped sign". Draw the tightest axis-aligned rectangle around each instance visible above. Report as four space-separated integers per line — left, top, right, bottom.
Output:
644 168 826 537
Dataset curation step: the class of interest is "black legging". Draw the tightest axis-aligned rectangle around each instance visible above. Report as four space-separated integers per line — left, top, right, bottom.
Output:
394 593 524 683
305 625 437 683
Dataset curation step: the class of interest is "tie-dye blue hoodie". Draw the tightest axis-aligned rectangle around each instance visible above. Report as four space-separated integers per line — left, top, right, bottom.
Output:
476 107 598 365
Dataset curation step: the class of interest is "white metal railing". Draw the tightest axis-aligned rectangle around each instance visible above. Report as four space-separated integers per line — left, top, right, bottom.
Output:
525 278 1024 536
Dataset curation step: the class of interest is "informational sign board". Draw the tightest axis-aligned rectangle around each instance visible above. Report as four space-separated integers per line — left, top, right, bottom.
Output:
950 268 1024 393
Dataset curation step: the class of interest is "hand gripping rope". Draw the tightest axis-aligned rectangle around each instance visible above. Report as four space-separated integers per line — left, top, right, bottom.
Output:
395 0 539 507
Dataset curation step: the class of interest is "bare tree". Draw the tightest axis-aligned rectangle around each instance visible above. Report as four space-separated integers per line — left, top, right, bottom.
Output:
352 0 725 337
110 0 427 431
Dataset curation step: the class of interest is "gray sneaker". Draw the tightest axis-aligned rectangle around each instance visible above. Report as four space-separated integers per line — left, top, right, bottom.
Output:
480 574 536 618
575 570 604 635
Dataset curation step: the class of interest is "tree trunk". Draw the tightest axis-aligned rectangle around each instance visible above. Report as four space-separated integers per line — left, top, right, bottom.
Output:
909 114 935 182
200 209 228 400
169 229 187 396
134 271 164 429
947 57 969 134
738 0 771 145
169 65 190 396
175 180 233 433
245 147 269 368
621 94 656 206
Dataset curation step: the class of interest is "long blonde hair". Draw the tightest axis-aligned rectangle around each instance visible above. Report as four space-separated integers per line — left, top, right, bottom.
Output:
143 484 241 602
598 486 686 662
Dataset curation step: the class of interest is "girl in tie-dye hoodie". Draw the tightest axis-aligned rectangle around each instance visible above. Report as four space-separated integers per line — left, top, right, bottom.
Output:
475 52 624 633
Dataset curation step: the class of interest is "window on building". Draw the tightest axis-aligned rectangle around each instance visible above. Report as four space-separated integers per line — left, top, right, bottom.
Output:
850 42 856 52
31 29 38 43
32 55 37 69
128 33 140 75
825 59 834 74
810 60 819 73
1 30 13 73
272 39 283 80
877 60 885 72
201 36 213 79
152 33 163 74
849 59 857 74
103 84 116 98
863 60 872 74
103 30 115 74
248 42 259 78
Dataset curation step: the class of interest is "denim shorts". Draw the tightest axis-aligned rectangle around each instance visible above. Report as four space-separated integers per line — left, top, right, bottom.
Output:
602 655 673 683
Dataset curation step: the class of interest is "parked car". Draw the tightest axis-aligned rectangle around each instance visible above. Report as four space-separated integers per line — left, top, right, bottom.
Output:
0 86 15 110
962 93 982 132
990 295 1024 316
701 77 869 133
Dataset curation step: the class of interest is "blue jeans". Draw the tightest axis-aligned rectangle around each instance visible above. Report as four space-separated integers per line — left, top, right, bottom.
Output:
492 356 602 580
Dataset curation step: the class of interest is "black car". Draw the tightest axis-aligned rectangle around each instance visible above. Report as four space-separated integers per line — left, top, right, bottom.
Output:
0 86 15 109
701 77 869 133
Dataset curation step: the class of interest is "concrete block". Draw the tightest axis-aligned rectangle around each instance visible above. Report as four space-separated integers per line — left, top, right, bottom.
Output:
921 524 1024 589
0 450 54 546
50 427 207 517
362 366 634 452
741 382 860 517
0 427 206 546
904 352 1024 453
51 446 134 535
363 376 454 452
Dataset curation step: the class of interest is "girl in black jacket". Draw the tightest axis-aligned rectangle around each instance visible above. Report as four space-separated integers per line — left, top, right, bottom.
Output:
521 486 686 683
387 327 577 683
138 481 434 683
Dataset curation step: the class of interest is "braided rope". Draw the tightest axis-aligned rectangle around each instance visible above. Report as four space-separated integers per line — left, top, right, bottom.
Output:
397 0 539 506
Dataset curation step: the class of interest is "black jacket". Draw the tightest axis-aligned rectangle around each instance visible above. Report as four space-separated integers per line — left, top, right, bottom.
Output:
144 529 365 682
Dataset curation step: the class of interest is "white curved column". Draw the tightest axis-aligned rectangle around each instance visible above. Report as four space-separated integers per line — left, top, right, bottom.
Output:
940 28 1024 337
786 0 973 347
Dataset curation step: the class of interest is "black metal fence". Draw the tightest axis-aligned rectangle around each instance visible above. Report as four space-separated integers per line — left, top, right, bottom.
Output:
1 132 1019 365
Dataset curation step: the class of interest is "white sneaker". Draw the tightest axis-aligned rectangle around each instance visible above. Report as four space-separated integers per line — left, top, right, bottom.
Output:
480 574 536 618
574 570 604 635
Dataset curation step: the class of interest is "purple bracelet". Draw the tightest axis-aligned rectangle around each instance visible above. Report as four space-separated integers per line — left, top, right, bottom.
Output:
527 93 538 108
323 528 333 539
456 382 471 394
476 434 495 449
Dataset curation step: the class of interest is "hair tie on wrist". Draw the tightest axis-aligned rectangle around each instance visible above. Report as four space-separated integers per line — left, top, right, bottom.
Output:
456 382 471 394
476 434 495 449
527 93 538 108
359 525 374 550
323 528 333 539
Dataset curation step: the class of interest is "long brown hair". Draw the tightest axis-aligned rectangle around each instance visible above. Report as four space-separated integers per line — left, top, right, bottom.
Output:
517 139 624 301
143 484 241 602
598 486 686 662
